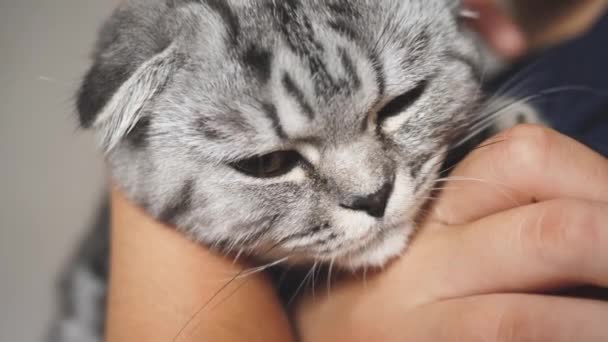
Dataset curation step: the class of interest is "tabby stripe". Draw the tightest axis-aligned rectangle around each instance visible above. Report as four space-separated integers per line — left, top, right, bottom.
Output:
445 50 482 82
196 117 226 140
243 45 273 84
271 0 337 95
282 73 315 120
159 179 195 224
262 103 287 139
326 0 361 18
338 47 361 91
404 30 431 66
204 0 240 45
327 19 358 40
369 53 386 97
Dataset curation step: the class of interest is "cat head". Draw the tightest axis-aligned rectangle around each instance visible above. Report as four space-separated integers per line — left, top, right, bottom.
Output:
79 0 482 268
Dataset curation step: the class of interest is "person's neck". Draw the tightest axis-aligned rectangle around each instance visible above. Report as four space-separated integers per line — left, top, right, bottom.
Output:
507 0 606 49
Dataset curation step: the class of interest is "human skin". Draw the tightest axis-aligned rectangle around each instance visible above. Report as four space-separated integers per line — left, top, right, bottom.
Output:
463 0 527 58
463 0 606 54
105 188 294 342
296 125 608 341
106 126 608 342
508 0 607 49
104 1 608 341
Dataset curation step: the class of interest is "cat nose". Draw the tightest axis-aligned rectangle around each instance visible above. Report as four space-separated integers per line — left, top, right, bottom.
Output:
340 181 394 218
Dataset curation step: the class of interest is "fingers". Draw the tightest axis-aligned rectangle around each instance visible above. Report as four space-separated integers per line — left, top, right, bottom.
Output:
463 0 526 58
431 125 608 225
402 294 608 342
419 199 608 301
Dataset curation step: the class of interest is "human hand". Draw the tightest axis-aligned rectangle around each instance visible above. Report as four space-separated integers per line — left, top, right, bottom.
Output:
105 189 293 342
296 125 608 341
463 0 527 58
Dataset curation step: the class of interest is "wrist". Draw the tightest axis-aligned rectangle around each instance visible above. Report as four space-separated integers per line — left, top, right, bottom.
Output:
105 188 294 342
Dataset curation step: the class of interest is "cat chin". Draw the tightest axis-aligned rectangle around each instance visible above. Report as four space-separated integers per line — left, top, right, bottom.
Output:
334 224 414 270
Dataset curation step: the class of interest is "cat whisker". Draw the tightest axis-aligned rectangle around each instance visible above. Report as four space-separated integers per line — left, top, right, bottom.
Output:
362 265 369 291
470 139 508 151
208 258 291 315
483 51 584 106
435 175 522 207
310 262 318 301
289 263 317 306
233 257 290 280
232 248 245 265
483 60 546 105
276 262 295 293
172 240 286 342
326 257 335 299
458 85 599 149
481 85 598 122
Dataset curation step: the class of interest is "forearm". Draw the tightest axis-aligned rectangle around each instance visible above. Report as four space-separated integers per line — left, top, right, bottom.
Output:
105 188 294 342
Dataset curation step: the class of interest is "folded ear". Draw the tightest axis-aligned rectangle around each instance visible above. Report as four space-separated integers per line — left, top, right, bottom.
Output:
76 0 187 152
81 46 182 152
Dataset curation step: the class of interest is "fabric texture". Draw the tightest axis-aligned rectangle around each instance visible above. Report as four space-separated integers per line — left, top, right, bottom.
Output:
490 12 608 157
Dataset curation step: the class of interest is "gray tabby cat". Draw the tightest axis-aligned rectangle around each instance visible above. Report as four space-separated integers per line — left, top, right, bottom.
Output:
50 0 532 341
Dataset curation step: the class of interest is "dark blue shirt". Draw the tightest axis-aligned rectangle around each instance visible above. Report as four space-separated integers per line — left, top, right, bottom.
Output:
491 12 608 157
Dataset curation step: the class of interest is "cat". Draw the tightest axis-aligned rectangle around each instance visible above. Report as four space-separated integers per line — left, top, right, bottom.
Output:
79 0 485 268
49 1 534 341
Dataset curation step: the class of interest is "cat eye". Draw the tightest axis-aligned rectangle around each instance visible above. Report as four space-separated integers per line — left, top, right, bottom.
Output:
377 80 428 122
231 150 302 178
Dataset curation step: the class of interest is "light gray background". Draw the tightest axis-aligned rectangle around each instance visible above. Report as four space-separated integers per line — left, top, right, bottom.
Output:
0 1 114 341
0 1 598 341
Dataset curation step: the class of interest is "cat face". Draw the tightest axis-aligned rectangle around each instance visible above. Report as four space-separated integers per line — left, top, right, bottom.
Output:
80 0 482 268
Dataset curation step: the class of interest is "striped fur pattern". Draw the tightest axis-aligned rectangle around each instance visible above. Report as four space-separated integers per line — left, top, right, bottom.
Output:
54 1 493 340
79 0 483 268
